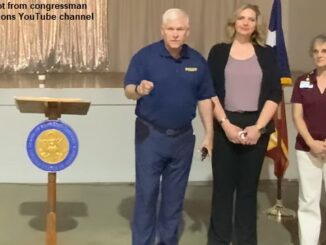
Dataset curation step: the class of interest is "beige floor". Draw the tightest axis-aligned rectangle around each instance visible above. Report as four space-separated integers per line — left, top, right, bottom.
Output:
0 181 325 245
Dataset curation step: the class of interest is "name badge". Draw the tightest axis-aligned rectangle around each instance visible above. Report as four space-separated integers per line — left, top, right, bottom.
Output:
185 67 197 72
299 81 313 89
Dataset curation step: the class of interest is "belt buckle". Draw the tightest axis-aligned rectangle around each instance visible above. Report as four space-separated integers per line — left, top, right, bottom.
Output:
165 129 175 136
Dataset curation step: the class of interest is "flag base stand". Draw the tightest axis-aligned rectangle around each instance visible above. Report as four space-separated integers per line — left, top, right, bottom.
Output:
264 199 296 222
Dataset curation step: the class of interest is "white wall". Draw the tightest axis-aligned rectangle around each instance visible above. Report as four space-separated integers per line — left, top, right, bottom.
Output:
288 0 326 72
0 88 135 183
0 87 298 183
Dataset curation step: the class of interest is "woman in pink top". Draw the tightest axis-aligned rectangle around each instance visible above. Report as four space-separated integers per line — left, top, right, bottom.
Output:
207 4 282 245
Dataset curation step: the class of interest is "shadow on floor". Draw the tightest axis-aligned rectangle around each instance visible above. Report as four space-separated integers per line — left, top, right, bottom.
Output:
118 196 134 228
321 200 326 245
115 181 326 244
117 185 211 239
183 185 211 234
259 180 299 245
260 180 326 245
19 202 88 232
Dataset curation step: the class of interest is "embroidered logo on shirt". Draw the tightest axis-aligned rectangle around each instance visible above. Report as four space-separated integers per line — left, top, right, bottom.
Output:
185 67 198 72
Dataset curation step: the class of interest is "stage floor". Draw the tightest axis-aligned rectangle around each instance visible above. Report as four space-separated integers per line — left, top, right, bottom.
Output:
1 180 325 245
0 72 125 88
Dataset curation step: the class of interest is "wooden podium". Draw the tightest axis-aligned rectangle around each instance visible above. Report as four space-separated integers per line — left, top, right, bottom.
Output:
15 97 91 245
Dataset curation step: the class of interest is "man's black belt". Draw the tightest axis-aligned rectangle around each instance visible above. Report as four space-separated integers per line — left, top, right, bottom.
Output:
137 117 192 137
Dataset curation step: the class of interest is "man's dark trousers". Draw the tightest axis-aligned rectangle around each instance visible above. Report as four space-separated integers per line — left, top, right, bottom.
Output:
132 118 196 245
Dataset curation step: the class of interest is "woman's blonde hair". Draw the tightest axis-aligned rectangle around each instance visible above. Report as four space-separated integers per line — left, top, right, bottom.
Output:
309 33 326 57
226 4 266 46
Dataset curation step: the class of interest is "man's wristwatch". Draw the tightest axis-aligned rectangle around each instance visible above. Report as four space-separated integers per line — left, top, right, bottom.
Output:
135 85 140 95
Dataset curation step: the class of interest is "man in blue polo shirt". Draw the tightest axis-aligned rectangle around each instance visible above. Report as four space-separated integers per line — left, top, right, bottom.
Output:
124 8 215 245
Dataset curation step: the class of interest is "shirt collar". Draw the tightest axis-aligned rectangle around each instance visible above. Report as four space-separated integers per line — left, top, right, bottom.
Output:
158 40 190 60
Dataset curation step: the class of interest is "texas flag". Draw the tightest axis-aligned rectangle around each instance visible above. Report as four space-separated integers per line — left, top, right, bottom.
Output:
265 0 291 179
266 0 292 86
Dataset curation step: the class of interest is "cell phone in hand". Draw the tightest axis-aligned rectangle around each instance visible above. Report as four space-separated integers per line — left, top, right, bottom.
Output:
201 147 208 161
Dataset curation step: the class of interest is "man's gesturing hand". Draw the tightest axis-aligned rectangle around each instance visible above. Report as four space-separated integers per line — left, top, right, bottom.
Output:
137 80 154 96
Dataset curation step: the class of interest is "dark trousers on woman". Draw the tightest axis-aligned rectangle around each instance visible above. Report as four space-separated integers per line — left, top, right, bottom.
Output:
207 112 270 245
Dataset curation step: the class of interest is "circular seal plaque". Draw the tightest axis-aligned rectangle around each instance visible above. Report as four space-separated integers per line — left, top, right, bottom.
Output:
26 120 79 172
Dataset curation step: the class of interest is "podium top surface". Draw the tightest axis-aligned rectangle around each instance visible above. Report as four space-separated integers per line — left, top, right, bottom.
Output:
15 96 91 115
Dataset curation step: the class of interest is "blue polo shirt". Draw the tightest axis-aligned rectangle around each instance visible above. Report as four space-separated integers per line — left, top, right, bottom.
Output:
124 40 215 130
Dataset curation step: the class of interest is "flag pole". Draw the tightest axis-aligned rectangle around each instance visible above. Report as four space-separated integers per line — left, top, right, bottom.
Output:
263 0 296 222
264 175 296 222
264 91 295 222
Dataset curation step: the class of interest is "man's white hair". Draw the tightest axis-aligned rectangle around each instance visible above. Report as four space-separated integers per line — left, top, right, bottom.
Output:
162 8 189 27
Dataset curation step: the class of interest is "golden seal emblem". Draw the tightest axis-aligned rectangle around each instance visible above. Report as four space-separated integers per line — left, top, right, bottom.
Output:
27 120 78 172
36 129 69 164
